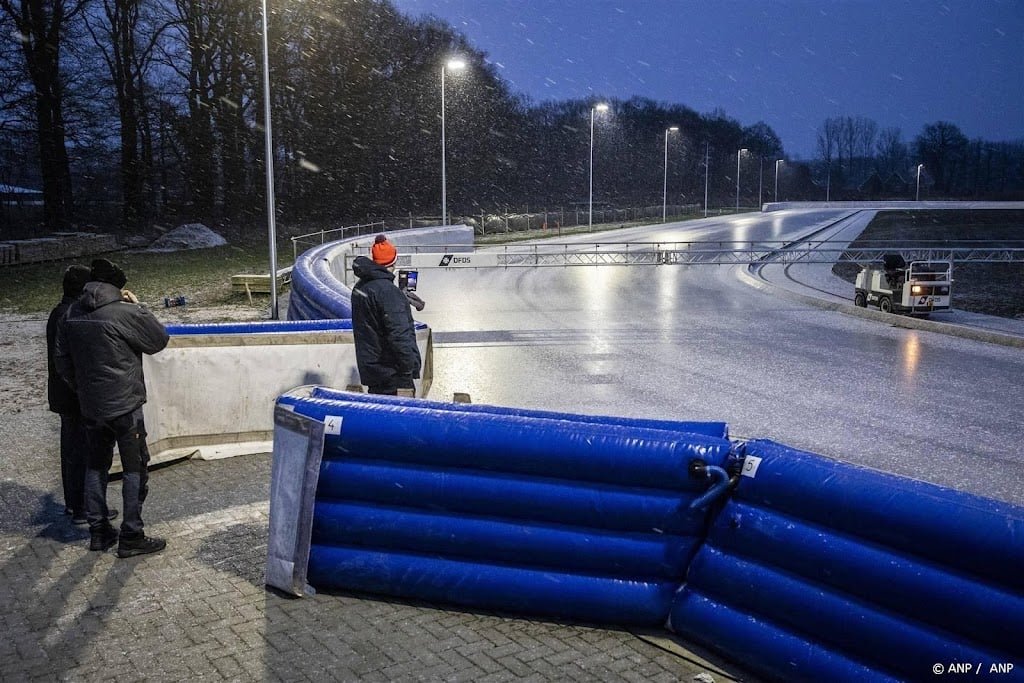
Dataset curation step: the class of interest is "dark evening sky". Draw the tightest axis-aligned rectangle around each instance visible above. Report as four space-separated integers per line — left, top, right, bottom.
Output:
391 0 1024 160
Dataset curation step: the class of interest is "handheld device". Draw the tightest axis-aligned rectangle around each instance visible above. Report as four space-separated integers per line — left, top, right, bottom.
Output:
398 269 418 291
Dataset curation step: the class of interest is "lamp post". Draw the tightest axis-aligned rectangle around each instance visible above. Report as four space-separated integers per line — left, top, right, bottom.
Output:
440 59 465 226
703 142 709 218
735 148 747 211
662 126 678 222
774 159 783 201
916 163 924 201
758 156 763 208
589 103 608 230
259 0 278 319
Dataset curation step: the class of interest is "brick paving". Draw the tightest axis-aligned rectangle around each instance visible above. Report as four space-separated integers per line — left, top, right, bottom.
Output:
1 412 755 682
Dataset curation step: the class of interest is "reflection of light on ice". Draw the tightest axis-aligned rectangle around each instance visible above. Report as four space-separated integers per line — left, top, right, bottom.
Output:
901 333 920 381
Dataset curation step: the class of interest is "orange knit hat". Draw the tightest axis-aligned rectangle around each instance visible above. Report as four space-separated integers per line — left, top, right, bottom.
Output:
371 234 397 267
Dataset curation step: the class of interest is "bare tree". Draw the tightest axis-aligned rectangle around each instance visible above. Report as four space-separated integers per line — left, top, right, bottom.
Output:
0 0 87 231
875 127 907 179
915 121 968 195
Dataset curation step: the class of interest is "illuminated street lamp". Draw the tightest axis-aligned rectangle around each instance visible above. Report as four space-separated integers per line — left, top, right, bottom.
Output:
735 148 747 211
916 163 924 201
774 159 784 201
441 59 465 225
662 126 679 222
259 0 279 319
589 103 609 230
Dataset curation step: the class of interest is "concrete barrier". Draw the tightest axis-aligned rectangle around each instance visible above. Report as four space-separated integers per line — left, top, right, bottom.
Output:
139 320 432 468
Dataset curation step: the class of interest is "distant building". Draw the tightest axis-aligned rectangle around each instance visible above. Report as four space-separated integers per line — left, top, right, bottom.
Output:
0 184 43 206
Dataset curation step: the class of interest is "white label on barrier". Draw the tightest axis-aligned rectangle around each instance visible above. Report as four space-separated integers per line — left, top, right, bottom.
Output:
741 455 762 478
324 415 343 436
409 252 500 268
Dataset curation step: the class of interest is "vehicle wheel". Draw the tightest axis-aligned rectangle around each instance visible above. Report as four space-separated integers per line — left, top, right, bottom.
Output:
879 296 893 313
854 292 866 307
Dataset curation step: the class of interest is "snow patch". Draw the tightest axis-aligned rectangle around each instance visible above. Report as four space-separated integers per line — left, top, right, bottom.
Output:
148 223 227 252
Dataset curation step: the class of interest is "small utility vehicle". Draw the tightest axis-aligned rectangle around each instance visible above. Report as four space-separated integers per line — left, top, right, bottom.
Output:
854 255 952 317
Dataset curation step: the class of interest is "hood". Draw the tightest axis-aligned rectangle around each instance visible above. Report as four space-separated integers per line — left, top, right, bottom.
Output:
352 255 395 282
78 280 125 312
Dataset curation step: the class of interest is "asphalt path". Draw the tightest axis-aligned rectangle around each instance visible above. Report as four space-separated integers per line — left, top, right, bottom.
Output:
415 210 1024 507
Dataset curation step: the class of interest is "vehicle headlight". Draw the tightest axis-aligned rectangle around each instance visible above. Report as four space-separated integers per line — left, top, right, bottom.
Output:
911 285 923 295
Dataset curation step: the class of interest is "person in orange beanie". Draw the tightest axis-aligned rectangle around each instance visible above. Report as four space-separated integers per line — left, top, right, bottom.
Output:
350 235 422 395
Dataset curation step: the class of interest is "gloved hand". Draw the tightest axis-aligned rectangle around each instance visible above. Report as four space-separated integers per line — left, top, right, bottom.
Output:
404 289 425 311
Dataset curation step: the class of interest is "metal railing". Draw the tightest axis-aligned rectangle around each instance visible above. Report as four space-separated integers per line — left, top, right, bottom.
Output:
394 241 1024 268
291 221 385 260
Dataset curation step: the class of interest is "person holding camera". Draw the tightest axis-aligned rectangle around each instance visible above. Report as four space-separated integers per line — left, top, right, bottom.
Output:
351 235 422 396
55 258 169 558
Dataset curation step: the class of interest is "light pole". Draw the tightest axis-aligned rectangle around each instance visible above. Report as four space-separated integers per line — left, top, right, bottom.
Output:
703 142 709 218
916 163 924 201
259 0 278 319
589 103 608 230
735 148 747 211
440 59 465 226
662 126 678 222
758 156 763 208
774 159 783 201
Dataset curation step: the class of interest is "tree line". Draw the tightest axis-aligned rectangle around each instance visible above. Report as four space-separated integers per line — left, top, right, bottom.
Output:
2 0 1021 238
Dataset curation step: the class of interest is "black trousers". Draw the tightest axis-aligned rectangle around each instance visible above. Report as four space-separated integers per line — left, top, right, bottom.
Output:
367 374 415 396
84 407 151 537
59 413 88 514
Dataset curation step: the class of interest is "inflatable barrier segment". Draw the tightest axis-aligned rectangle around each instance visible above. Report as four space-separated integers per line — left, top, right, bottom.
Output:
269 387 738 626
307 385 729 439
287 225 473 322
669 439 1024 682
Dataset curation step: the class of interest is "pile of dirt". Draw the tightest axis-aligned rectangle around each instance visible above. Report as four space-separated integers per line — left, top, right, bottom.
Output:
148 223 227 252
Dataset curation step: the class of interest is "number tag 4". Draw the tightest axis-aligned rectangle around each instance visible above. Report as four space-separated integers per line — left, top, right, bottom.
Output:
324 415 343 435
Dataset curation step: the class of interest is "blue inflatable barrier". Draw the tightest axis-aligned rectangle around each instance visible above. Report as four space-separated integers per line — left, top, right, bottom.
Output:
165 319 354 336
288 242 355 320
272 388 736 626
307 545 679 626
308 385 729 439
669 439 1024 682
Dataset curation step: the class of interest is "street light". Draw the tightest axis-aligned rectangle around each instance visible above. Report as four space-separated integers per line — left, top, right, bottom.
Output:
589 103 608 230
774 159 783 201
662 126 679 222
259 0 278 319
916 163 924 201
735 148 747 211
703 142 710 218
758 156 763 208
440 59 465 226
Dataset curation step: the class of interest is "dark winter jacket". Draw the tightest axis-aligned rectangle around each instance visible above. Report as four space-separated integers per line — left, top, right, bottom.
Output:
55 281 169 422
350 256 421 388
46 294 81 415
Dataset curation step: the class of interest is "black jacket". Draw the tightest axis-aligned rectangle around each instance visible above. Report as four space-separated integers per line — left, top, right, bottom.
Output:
351 256 421 387
55 281 169 421
46 294 80 415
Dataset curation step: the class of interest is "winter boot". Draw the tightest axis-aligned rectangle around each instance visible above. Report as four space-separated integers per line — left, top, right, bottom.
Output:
116 534 166 559
89 525 119 551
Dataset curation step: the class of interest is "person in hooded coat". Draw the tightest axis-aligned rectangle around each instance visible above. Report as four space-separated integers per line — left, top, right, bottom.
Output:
55 258 169 558
46 264 119 524
350 235 422 395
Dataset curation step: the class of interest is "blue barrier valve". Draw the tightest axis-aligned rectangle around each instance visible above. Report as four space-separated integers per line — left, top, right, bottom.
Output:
688 458 735 511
